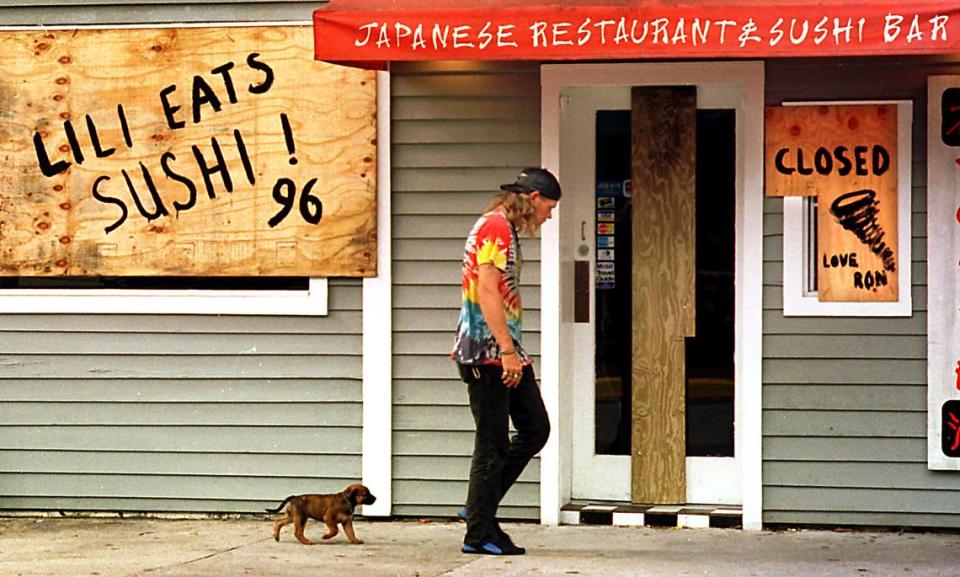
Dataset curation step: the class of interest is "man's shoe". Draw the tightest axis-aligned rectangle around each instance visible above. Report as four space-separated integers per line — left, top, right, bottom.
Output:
495 524 517 546
462 537 525 555
459 507 517 547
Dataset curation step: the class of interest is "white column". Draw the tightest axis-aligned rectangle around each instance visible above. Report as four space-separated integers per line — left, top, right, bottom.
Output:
738 64 765 529
362 70 392 516
539 73 563 525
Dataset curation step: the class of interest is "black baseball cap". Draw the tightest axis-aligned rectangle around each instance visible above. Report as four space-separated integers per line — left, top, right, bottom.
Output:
500 167 561 201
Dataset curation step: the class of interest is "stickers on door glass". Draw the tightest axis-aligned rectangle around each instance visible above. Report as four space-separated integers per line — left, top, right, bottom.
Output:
596 179 631 198
597 249 615 261
596 260 615 289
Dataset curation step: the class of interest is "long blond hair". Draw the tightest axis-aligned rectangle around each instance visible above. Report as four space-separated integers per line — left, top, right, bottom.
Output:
485 191 538 236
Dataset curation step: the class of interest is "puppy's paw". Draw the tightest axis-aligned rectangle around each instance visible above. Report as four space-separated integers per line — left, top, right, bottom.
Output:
352 539 365 545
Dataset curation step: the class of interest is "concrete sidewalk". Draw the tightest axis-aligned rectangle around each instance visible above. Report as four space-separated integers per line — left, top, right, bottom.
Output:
1 516 958 577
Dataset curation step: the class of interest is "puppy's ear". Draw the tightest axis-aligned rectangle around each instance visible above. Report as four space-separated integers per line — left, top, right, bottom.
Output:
345 484 359 506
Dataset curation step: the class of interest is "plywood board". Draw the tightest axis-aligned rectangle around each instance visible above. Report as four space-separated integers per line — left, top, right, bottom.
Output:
0 26 377 277
767 104 899 302
630 86 695 505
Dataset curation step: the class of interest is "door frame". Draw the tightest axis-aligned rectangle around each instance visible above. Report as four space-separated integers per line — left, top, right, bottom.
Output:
564 84 741 505
539 62 765 529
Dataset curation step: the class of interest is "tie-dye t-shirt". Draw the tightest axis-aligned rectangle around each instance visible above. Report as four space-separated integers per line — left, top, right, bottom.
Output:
451 210 530 366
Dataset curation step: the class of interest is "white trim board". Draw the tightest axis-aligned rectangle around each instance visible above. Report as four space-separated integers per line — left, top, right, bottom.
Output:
540 61 765 530
539 91 565 526
362 70 393 514
560 83 744 507
0 278 328 316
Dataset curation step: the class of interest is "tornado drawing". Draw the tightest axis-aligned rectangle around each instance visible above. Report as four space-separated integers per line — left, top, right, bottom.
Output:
829 189 896 273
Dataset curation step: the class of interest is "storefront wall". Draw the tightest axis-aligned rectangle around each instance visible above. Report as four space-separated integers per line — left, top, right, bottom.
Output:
3 0 960 529
389 56 960 528
389 61 543 519
0 288 365 513
0 1 368 514
763 57 960 529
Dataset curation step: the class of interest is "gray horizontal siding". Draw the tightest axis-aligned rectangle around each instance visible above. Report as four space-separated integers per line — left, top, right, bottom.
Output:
1 425 358 453
763 311 925 336
0 1 323 25
2 402 361 426
0 496 308 514
763 360 926 385
765 462 960 492
764 411 923 438
0 279 364 514
0 356 361 379
758 510 960 529
765 488 960 516
763 335 925 359
0 378 358 402
393 167 545 192
0 334 361 355
391 61 542 520
765 437 926 463
2 451 357 476
762 57 960 529
0 472 348 497
764 384 924 412
392 480 539 521
394 120 540 144
395 144 541 168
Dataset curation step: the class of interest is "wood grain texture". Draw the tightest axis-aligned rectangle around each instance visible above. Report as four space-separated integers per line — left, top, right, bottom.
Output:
0 26 377 277
630 86 695 504
816 106 899 302
765 104 899 302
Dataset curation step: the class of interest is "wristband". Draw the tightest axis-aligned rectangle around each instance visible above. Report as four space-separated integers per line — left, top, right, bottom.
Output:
500 349 516 356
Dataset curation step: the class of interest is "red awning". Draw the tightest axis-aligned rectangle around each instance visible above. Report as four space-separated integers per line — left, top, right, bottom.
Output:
314 0 960 68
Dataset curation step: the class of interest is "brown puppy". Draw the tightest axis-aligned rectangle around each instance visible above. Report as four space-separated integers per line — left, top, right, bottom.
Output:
266 483 376 545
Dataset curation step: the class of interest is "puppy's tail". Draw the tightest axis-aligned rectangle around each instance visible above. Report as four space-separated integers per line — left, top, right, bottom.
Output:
265 496 294 514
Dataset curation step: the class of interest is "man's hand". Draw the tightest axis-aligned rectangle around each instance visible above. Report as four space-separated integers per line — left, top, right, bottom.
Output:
501 351 523 388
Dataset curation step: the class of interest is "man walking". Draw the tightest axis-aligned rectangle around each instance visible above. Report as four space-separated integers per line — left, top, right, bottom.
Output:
452 167 561 555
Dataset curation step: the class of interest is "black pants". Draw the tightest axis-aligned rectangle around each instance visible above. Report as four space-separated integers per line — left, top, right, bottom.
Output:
458 363 550 544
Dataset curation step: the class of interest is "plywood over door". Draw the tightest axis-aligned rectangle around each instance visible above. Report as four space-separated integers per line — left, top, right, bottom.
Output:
630 86 696 504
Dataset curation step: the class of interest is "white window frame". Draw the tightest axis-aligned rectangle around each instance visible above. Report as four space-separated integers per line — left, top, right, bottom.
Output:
782 100 913 317
0 278 328 316
0 21 390 317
